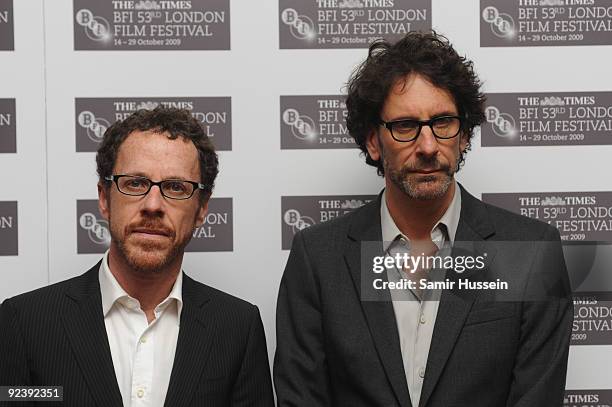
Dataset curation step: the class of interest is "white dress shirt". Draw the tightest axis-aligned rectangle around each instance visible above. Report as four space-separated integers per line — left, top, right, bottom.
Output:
99 250 183 407
380 181 462 407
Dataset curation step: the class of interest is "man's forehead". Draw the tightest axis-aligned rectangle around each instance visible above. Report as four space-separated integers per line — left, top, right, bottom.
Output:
115 130 199 174
384 73 459 113
120 130 194 152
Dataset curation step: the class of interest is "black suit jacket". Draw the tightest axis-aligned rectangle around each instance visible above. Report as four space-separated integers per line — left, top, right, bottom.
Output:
0 262 274 407
274 185 573 407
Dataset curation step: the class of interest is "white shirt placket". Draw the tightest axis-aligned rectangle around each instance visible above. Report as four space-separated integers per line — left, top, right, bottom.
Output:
130 306 156 406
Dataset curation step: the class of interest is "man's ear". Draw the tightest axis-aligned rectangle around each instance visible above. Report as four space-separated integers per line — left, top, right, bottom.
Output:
195 199 209 228
459 131 469 153
365 129 382 161
98 182 110 221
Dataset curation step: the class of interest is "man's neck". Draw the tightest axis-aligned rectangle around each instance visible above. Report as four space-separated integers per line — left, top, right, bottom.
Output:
107 245 181 322
385 180 456 241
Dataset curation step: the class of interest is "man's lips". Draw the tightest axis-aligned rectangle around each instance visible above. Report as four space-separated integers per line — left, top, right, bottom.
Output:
131 228 171 237
412 169 442 174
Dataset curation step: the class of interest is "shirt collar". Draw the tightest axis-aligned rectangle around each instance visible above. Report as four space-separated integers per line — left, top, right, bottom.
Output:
380 180 462 252
98 250 184 319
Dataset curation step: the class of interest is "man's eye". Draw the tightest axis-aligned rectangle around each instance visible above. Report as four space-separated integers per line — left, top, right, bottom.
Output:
127 179 145 188
433 117 453 127
394 121 419 131
167 182 187 192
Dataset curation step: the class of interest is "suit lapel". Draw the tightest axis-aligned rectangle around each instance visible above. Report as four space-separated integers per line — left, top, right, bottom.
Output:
344 196 413 407
418 185 496 407
164 274 215 407
61 262 123 407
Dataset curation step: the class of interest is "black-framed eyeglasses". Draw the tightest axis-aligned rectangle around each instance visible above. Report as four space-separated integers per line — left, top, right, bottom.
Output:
379 115 463 142
105 175 206 200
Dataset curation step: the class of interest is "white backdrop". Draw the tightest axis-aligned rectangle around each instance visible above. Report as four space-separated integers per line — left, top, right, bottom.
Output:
1 0 611 401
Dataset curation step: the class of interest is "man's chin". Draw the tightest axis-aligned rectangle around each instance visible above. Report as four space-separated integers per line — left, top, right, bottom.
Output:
401 176 452 200
125 250 172 273
119 241 176 274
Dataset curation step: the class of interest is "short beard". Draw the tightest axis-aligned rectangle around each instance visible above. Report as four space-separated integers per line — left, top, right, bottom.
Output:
382 147 455 201
115 235 185 274
109 217 192 275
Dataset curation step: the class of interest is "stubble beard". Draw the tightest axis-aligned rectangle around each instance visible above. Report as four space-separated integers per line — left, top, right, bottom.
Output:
383 152 455 201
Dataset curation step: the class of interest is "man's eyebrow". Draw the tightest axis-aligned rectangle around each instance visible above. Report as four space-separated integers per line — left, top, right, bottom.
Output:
162 176 189 181
121 171 149 178
431 110 459 118
387 110 459 121
120 172 189 181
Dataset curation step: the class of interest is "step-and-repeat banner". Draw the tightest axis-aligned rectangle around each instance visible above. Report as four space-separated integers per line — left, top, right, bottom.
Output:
1 0 611 400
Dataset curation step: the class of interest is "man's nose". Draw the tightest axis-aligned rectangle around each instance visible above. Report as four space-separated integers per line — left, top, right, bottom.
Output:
141 184 165 214
414 125 439 156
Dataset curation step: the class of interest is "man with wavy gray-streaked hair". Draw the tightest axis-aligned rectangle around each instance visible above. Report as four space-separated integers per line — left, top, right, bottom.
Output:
274 31 572 407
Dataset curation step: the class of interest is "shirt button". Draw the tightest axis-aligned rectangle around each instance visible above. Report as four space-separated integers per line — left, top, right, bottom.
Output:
136 388 145 398
140 336 147 344
419 368 425 379
420 315 426 324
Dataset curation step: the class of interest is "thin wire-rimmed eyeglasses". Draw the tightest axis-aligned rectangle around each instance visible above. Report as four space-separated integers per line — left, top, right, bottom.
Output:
379 115 463 142
105 175 206 200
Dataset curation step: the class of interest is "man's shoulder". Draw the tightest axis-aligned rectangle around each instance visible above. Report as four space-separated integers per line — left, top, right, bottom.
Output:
182 274 259 316
486 200 555 237
294 188 559 243
297 198 378 243
467 192 558 240
2 269 94 312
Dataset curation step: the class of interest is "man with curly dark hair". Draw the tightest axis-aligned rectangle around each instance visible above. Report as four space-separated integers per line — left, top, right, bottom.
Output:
1 107 274 407
275 32 572 406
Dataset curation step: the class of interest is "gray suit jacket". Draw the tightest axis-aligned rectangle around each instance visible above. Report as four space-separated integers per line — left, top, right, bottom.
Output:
274 185 572 407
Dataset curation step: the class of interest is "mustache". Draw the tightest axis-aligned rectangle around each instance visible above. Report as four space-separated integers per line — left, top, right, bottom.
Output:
403 157 451 174
128 220 174 237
